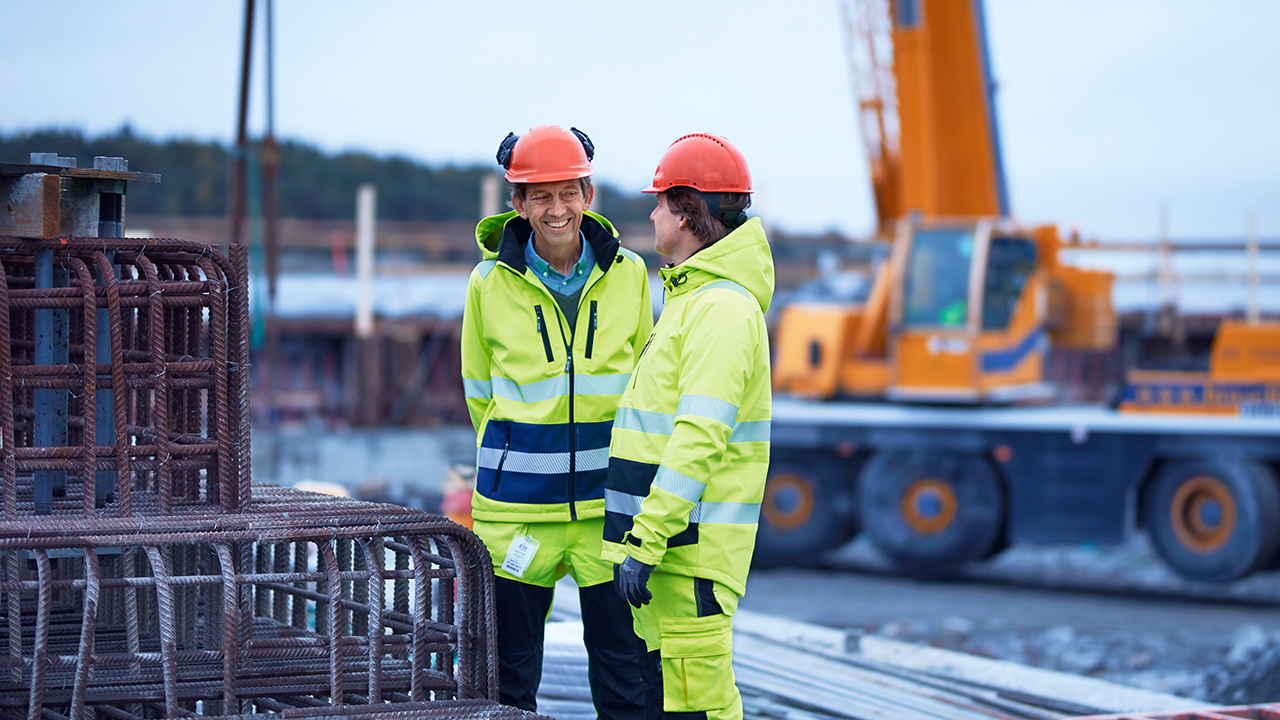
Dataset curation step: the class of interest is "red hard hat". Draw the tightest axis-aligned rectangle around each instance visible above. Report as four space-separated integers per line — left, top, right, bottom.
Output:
642 133 752 194
499 125 594 184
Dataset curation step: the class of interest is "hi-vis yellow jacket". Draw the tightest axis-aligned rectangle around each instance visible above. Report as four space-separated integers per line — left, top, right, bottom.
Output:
602 218 773 596
462 210 652 524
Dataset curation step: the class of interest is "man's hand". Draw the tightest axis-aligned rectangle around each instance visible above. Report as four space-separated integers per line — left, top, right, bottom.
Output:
613 556 654 608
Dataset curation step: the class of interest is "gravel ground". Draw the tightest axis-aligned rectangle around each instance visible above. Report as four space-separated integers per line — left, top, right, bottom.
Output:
742 535 1280 704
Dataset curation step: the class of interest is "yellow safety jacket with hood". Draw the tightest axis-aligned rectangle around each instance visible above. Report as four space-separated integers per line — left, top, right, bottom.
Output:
462 210 652 524
602 217 773 596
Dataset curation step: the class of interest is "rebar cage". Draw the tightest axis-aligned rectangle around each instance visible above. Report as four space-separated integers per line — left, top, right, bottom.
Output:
0 236 539 719
0 238 251 516
0 491 501 717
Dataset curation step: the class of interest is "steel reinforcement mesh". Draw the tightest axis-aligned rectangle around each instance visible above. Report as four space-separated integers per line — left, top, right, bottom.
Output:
0 488 535 718
0 238 544 719
0 237 251 517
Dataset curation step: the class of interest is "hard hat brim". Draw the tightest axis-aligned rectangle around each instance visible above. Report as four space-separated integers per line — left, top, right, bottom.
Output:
507 169 594 184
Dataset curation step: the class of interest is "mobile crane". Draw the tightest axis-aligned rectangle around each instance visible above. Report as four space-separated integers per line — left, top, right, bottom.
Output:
759 0 1280 582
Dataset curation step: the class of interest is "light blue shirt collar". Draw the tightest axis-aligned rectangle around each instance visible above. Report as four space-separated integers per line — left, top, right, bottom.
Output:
525 231 595 295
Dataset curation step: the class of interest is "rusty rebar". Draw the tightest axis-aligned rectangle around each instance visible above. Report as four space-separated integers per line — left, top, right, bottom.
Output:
0 236 532 718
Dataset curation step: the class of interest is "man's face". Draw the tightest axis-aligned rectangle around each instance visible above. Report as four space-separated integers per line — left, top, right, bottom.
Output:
513 180 593 250
650 193 685 258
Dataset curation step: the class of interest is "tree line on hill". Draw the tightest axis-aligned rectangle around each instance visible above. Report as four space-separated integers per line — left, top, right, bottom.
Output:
0 127 655 225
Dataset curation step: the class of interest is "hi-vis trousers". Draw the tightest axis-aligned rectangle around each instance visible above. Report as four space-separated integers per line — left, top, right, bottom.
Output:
476 518 652 719
631 572 742 720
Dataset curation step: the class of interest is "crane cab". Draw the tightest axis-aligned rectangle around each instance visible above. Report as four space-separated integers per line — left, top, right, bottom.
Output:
889 220 1049 403
773 219 1116 403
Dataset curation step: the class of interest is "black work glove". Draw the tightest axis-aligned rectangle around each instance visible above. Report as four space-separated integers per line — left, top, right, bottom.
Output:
613 556 654 608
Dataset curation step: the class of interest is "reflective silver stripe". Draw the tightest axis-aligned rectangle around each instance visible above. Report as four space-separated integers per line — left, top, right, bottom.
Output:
463 378 492 400
677 394 739 427
491 373 630 404
689 501 760 525
654 466 706 504
608 490 760 527
575 373 631 396
695 280 751 301
492 375 567 404
476 259 497 280
477 446 609 474
606 489 645 516
575 447 611 471
728 420 770 443
617 405 767 443
614 407 675 436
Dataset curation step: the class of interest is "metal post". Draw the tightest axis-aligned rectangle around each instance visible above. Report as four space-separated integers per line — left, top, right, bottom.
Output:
33 250 63 514
480 174 500 219
355 184 376 339
262 0 281 425
94 156 128 506
1246 214 1259 325
355 184 378 425
30 154 78 514
1157 201 1172 308
227 0 257 250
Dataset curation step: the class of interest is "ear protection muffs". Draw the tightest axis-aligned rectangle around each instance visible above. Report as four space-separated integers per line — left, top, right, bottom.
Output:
692 189 749 229
496 132 519 169
569 127 595 161
719 209 749 228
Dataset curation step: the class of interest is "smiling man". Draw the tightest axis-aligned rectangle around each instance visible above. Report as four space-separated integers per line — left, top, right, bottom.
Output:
461 125 655 718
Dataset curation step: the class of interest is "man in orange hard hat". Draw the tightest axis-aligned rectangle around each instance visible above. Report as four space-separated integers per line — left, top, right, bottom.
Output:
603 133 774 720
461 125 655 718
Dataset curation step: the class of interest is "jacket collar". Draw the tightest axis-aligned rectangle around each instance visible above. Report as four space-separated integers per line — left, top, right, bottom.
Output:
656 218 773 313
496 212 620 276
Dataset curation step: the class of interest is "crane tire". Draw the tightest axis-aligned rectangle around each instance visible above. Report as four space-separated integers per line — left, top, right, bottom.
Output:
1142 459 1280 582
752 453 857 568
857 451 1004 576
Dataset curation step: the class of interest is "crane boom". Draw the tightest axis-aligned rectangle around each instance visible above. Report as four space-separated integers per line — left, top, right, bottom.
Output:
842 0 1010 228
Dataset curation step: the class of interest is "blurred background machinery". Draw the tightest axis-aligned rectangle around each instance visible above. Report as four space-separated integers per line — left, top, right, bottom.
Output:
761 0 1280 583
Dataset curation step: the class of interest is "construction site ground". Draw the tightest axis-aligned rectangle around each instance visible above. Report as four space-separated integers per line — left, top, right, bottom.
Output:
534 539 1280 719
744 536 1280 706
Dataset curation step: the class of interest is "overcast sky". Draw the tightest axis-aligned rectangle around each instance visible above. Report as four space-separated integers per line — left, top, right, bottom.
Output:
3 1 1278 240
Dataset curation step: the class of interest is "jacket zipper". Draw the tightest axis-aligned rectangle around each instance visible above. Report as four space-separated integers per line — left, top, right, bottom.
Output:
529 267 605 522
584 300 598 359
534 306 555 363
558 278 604 522
550 308 578 521
630 333 655 390
492 425 511 493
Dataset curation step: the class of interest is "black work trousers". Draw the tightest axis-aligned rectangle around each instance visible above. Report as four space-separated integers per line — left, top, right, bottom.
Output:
494 576 657 719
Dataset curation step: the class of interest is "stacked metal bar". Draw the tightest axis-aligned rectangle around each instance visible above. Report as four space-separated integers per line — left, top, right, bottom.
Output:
0 236 542 719
1070 706 1280 720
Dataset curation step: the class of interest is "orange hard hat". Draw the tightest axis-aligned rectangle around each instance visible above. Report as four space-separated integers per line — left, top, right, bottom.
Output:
496 125 594 184
642 133 752 194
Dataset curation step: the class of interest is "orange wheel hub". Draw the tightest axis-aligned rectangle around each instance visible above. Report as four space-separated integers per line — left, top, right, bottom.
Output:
900 479 958 535
762 474 815 530
1169 475 1236 554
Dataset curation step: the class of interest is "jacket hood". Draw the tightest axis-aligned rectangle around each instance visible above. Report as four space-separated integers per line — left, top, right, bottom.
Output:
660 217 774 313
475 210 619 263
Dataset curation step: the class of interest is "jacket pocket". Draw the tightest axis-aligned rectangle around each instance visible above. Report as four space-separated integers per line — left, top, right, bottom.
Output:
534 305 555 363
584 300 598 359
658 614 736 712
492 425 511 494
